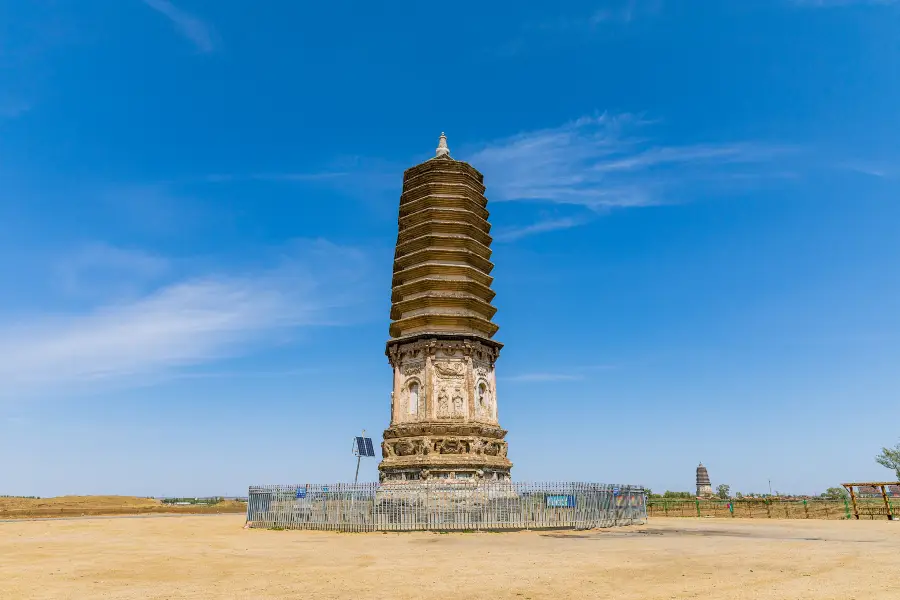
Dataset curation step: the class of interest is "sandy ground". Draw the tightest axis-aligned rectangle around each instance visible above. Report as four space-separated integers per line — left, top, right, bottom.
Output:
1 515 897 600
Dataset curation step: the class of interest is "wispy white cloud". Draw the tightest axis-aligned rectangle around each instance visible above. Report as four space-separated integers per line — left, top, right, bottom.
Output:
142 0 217 53
190 115 796 244
839 160 894 177
199 115 794 242
56 242 169 299
467 113 793 215
0 239 370 398
493 216 589 242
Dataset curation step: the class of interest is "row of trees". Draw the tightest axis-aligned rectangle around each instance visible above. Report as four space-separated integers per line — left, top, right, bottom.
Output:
647 486 734 500
161 497 224 505
647 485 849 500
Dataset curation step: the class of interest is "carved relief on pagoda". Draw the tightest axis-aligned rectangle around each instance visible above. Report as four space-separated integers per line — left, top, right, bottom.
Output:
474 379 493 419
388 338 501 426
473 361 491 379
433 360 467 420
388 338 499 368
433 360 466 378
395 360 424 421
381 436 508 458
401 361 424 377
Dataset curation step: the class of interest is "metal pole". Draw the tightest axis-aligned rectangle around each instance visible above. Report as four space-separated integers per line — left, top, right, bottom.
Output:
352 429 367 484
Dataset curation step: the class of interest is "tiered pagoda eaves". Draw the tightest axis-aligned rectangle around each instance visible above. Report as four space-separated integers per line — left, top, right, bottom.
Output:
378 134 512 482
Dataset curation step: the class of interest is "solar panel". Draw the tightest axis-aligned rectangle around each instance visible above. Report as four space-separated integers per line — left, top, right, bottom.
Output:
355 437 366 456
364 437 375 457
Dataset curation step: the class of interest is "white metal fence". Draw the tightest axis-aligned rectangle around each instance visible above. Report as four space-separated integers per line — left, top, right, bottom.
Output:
246 482 647 532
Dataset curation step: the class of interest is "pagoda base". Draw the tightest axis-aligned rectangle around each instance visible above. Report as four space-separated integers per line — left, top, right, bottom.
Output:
696 485 714 498
379 422 512 482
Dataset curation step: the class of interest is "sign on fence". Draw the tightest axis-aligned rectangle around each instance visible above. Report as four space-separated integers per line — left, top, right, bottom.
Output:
295 487 306 499
546 494 576 508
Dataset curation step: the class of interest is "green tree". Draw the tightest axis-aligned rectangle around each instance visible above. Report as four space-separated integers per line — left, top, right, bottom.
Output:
734 492 743 500
662 491 694 499
821 487 848 500
875 442 900 480
716 484 730 499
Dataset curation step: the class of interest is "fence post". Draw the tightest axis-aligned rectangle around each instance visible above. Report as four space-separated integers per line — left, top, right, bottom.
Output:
879 485 894 521
664 499 668 516
765 498 771 518
696 499 701 517
803 499 809 519
847 486 860 520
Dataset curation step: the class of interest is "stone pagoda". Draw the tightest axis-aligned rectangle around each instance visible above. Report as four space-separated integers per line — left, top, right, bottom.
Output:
696 463 714 498
378 133 511 483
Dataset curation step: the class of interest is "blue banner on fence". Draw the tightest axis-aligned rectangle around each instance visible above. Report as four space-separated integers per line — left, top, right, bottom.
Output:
613 487 620 496
296 487 306 499
546 494 576 508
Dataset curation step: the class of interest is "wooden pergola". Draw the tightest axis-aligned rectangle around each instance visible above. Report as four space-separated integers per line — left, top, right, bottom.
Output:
841 482 898 520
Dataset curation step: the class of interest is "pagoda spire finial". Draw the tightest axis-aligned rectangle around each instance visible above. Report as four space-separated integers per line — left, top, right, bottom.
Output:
435 132 450 157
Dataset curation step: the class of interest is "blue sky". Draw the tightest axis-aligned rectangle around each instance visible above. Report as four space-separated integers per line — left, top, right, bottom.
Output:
1 0 898 497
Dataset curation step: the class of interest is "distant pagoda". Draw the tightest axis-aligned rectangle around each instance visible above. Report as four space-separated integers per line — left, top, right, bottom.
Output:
378 133 512 482
696 463 714 498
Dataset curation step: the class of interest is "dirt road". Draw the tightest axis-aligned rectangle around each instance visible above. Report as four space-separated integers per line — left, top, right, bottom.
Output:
1 515 897 599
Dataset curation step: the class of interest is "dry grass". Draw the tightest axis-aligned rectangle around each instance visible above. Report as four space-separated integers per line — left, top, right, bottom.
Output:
0 495 246 519
2 514 898 599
